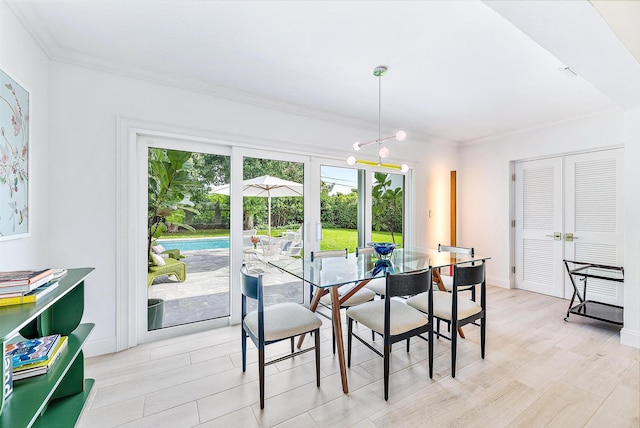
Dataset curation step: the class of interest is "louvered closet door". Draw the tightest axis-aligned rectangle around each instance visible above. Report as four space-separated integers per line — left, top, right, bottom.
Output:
515 157 564 297
564 149 624 305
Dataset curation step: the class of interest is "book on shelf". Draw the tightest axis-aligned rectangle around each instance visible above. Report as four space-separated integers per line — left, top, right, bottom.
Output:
0 269 54 286
3 354 12 399
0 280 60 307
51 268 68 280
0 269 55 295
12 336 68 381
5 334 61 369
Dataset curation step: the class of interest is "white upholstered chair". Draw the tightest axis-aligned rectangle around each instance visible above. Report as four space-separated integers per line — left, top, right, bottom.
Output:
346 268 433 400
407 261 486 377
241 265 322 408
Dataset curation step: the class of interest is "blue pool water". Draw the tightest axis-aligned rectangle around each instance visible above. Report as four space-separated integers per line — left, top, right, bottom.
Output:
157 238 230 252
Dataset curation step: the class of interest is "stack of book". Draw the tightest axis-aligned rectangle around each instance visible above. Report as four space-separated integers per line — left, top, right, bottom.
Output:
0 269 61 307
5 334 68 380
3 353 12 399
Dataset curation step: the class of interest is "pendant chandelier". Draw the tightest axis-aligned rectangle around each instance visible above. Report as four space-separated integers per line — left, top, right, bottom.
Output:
347 65 409 172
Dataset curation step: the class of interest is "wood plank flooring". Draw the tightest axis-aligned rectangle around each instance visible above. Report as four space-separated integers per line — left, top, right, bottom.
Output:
78 286 640 427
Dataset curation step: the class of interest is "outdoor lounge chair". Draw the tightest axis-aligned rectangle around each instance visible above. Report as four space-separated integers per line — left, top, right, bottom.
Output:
148 258 187 286
151 240 185 260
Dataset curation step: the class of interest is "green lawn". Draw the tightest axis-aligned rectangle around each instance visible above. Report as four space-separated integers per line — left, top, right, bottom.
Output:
320 228 403 252
161 227 402 253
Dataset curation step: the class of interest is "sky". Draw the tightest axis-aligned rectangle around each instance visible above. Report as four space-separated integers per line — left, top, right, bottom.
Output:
321 165 358 195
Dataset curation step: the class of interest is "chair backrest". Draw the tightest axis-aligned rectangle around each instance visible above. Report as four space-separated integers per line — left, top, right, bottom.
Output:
240 264 262 302
284 242 303 257
240 264 265 344
283 226 303 243
260 237 284 255
453 262 485 288
310 249 347 261
438 244 474 256
385 268 432 298
355 246 374 256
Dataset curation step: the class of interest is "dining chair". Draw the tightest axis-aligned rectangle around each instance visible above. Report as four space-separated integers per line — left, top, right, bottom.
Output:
346 268 433 400
311 249 376 353
436 244 476 300
241 265 322 409
407 261 486 377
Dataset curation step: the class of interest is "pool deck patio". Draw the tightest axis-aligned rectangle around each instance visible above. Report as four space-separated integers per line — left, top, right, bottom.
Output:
148 249 304 327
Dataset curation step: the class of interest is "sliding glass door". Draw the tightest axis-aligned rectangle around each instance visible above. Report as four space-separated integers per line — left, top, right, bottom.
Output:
137 134 411 344
146 143 231 331
241 156 305 304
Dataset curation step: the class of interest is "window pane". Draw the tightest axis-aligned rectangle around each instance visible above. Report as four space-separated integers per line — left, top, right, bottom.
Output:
320 166 359 252
147 148 231 330
371 171 404 246
242 157 304 304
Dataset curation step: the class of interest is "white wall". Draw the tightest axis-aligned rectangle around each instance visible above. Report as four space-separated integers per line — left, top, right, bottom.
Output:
458 111 624 287
458 110 640 347
412 145 458 250
0 3 50 269
622 108 640 348
47 62 455 355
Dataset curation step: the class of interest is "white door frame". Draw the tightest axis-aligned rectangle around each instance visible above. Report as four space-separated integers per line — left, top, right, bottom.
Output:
511 147 624 300
117 119 313 350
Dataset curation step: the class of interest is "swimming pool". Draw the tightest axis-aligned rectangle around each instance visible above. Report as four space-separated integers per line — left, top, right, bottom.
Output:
157 237 230 252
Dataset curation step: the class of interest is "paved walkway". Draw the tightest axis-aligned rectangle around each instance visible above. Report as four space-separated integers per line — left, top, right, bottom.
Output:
148 249 303 328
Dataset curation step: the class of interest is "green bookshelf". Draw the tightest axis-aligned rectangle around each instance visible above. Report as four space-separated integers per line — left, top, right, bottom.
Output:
0 267 95 427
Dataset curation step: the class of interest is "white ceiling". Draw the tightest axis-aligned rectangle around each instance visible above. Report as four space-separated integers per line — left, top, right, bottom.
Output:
7 0 639 144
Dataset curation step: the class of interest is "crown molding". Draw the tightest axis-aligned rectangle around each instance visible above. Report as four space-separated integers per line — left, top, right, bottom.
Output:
7 1 452 149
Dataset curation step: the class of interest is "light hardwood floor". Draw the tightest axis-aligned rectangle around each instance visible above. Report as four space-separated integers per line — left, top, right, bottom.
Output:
78 286 640 427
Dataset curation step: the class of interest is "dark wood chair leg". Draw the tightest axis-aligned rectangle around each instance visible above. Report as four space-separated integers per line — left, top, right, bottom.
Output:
259 348 265 409
428 328 433 378
384 344 391 401
241 329 247 372
332 323 336 354
347 317 353 367
315 328 321 387
451 324 457 378
481 316 486 359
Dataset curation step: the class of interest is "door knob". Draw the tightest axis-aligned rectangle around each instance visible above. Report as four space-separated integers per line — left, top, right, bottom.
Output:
565 233 578 242
545 232 561 240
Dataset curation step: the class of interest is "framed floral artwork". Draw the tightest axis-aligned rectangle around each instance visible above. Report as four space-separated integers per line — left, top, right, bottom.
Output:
0 67 29 240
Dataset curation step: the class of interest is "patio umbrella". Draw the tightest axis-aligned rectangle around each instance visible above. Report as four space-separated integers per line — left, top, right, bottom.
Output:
210 175 303 241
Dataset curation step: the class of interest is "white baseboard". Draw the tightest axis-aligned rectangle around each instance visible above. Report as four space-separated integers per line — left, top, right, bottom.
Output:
620 328 640 349
487 275 510 288
84 336 118 357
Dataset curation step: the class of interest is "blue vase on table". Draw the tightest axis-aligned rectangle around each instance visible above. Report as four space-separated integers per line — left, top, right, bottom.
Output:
367 242 397 276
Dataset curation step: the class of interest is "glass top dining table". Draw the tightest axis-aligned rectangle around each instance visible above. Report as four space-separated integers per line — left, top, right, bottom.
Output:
269 248 489 288
269 247 490 394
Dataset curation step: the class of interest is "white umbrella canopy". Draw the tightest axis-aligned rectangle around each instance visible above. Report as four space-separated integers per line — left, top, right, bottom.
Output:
210 175 303 239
